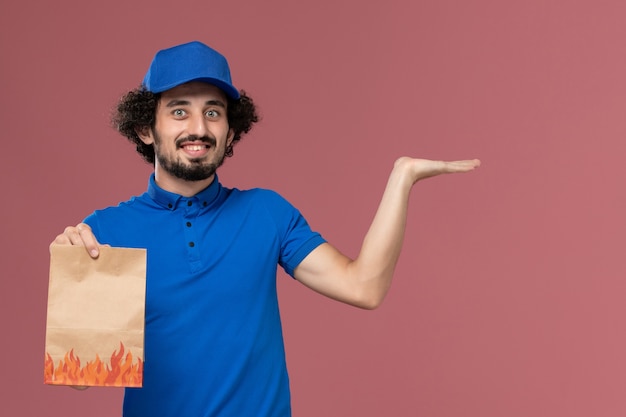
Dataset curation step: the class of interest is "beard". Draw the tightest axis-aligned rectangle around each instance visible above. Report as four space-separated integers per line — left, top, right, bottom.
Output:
153 133 227 182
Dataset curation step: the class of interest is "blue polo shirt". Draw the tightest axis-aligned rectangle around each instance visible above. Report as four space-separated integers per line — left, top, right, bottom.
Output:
83 174 326 417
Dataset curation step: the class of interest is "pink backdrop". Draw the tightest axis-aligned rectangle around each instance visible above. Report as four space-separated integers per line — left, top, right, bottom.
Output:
2 1 626 416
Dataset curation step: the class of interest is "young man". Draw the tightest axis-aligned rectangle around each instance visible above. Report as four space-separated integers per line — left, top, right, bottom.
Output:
52 41 480 416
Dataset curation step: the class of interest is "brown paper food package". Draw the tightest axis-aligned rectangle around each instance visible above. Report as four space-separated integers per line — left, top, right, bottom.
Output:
44 245 147 387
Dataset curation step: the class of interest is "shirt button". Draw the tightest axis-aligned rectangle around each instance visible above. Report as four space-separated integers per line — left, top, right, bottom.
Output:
168 203 173 209
187 201 192 207
203 201 208 207
189 242 195 247
186 222 192 227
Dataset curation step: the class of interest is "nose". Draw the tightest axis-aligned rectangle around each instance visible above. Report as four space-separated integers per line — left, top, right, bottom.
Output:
187 113 209 137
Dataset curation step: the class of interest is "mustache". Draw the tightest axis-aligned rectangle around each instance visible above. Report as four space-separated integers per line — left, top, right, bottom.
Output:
175 135 216 148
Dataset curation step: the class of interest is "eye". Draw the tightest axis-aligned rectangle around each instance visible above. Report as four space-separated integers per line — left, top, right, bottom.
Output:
205 109 219 118
172 109 186 117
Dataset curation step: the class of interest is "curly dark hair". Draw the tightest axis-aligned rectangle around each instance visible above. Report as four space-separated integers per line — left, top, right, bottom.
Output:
112 86 259 164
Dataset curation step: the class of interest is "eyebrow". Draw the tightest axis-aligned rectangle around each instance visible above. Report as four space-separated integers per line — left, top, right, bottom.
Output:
165 99 227 108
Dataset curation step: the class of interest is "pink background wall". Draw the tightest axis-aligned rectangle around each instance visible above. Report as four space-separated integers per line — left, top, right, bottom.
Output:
2 1 626 416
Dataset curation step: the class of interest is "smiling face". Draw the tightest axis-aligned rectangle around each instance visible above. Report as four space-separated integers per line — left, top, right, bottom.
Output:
137 82 234 195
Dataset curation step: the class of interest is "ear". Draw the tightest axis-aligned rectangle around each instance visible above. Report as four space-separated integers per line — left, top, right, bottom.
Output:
227 128 235 147
135 125 154 145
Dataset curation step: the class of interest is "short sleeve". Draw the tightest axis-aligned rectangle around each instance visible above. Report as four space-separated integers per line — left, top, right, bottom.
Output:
261 191 326 277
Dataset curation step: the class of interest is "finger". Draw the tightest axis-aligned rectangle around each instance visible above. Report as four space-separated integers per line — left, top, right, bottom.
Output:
444 159 481 172
61 225 85 245
52 232 71 245
76 223 101 258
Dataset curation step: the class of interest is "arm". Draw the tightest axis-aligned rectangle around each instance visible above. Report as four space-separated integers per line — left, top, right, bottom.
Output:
293 156 480 310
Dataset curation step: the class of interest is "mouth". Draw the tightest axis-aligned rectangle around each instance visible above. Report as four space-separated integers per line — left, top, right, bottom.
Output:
177 142 211 159
181 143 210 151
176 136 216 158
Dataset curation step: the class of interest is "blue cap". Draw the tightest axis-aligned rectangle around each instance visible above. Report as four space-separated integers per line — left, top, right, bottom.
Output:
142 41 240 99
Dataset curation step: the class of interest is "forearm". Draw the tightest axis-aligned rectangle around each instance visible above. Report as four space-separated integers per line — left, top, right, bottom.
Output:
347 158 415 307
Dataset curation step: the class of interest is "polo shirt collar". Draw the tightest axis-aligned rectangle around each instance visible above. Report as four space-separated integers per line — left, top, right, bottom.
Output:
146 173 222 211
